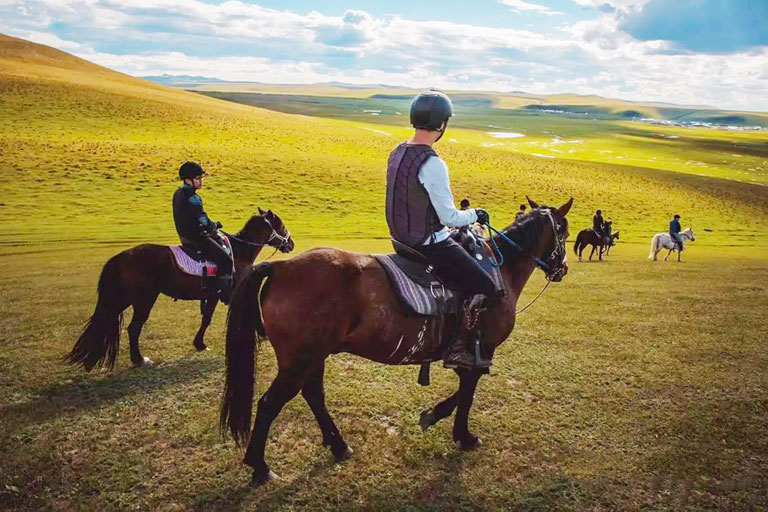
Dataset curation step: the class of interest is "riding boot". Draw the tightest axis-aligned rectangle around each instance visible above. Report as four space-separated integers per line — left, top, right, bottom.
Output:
443 295 491 370
443 331 475 370
218 274 233 305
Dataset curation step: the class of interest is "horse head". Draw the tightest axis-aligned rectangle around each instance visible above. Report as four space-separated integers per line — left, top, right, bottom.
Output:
241 208 295 253
510 196 572 282
683 227 695 242
612 230 620 244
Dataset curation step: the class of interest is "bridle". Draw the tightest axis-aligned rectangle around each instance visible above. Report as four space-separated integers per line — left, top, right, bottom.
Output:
488 209 567 282
224 217 292 252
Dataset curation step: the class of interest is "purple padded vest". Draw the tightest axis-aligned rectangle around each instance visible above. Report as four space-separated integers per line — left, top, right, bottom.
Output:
386 142 444 246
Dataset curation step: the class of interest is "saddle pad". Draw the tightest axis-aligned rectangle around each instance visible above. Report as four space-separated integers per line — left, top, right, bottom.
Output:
375 254 455 316
169 246 218 276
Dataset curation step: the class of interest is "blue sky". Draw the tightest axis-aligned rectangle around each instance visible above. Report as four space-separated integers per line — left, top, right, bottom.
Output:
2 0 767 111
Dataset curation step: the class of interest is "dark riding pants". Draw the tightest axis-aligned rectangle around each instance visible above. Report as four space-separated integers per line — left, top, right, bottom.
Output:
199 235 233 275
418 238 499 299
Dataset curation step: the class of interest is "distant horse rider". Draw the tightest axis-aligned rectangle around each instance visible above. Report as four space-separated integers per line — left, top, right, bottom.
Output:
669 214 683 251
173 161 234 303
515 204 527 222
593 209 608 244
385 89 503 370
603 218 613 246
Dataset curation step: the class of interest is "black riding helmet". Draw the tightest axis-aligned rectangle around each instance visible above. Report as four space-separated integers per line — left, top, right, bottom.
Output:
179 161 205 180
410 89 453 131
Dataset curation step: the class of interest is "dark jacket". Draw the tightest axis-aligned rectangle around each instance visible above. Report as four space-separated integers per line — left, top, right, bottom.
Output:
669 219 681 235
385 142 443 246
173 184 216 246
593 214 604 233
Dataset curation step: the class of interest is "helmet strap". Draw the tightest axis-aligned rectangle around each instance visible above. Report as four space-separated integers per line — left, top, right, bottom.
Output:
434 119 449 142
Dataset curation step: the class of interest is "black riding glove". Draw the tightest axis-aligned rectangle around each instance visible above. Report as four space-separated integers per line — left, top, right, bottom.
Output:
475 208 490 225
215 221 223 229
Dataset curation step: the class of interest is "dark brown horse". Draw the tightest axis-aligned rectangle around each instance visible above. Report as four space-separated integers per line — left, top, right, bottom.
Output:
221 197 572 486
573 228 619 261
66 209 294 371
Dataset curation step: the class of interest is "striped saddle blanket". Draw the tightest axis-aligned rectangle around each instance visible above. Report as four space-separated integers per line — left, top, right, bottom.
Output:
374 236 504 317
168 237 231 276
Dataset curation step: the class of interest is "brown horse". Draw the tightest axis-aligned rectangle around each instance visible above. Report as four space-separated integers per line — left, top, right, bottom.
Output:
66 209 294 371
220 197 572 486
573 228 619 261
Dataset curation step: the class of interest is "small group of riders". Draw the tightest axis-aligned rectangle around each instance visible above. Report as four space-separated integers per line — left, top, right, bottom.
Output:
172 88 686 372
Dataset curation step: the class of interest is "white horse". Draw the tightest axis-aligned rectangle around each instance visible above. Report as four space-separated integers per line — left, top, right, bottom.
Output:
649 228 695 262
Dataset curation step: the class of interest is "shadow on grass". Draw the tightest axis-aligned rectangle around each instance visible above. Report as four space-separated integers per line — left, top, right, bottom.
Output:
1 354 221 435
189 447 611 511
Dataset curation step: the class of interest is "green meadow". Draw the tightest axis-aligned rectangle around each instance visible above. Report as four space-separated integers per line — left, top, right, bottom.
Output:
1 34 767 510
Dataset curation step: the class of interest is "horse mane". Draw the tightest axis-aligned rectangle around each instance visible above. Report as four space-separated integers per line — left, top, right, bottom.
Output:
489 206 552 261
241 214 265 234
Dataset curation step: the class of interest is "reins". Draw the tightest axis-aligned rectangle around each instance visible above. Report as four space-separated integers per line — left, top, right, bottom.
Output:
223 217 291 257
485 213 564 315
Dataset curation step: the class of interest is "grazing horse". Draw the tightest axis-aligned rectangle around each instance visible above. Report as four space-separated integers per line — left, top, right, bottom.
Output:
66 209 294 371
649 228 695 262
220 197 572 486
573 228 619 261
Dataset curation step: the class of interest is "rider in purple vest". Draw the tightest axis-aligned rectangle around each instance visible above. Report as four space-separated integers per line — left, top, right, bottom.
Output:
385 90 502 370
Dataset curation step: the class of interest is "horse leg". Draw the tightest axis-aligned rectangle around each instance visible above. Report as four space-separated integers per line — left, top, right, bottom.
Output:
452 369 482 450
301 361 352 462
599 245 603 261
127 291 159 367
589 246 595 261
192 298 218 352
419 391 458 431
244 362 317 486
664 249 672 262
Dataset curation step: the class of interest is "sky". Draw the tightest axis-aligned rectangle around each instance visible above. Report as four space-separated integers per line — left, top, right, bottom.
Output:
2 0 767 111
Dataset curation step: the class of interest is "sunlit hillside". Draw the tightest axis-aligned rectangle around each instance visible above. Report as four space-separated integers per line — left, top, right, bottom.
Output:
1 33 767 253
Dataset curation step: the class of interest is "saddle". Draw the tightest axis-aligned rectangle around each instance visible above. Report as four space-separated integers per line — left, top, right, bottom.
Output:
169 236 232 277
374 231 505 317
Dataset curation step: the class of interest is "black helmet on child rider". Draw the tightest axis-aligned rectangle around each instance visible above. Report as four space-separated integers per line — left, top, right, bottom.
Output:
410 89 453 132
179 161 205 181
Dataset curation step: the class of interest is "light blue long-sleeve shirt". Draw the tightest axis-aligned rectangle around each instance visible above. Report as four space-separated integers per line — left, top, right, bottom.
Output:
417 155 478 244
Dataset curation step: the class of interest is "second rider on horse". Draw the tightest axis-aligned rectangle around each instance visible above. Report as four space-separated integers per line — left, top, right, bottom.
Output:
385 90 504 370
172 161 234 303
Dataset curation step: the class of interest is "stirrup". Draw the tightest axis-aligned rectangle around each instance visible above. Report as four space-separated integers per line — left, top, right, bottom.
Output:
473 338 492 369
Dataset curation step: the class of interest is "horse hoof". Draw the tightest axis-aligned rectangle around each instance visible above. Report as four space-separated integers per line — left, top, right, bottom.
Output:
133 356 154 368
419 409 436 432
333 445 354 463
250 469 278 487
456 435 481 451
195 345 209 352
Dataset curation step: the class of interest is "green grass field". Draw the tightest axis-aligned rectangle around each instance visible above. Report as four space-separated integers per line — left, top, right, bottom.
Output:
1 34 767 510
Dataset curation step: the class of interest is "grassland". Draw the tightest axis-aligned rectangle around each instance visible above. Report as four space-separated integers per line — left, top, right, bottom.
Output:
200 91 768 186
1 34 768 510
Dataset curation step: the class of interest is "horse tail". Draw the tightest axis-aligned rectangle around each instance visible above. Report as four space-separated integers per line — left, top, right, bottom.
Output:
573 234 581 255
66 254 126 371
220 261 273 446
648 235 658 259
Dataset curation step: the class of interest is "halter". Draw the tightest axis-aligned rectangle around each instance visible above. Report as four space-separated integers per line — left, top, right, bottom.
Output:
487 210 567 282
224 217 292 252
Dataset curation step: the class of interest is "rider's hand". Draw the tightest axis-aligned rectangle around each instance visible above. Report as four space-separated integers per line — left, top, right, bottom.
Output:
475 208 490 225
215 221 223 229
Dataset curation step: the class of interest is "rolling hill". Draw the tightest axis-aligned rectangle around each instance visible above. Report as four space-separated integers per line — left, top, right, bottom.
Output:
1 32 767 252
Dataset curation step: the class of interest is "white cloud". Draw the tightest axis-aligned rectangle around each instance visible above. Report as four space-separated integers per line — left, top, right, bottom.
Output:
571 0 650 11
0 0 766 111
499 0 564 16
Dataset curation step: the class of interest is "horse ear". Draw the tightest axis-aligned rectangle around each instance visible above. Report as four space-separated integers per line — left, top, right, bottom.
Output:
557 197 574 217
258 206 264 215
526 195 539 209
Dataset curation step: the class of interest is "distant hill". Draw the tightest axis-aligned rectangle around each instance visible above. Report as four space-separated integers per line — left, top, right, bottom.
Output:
153 75 767 127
